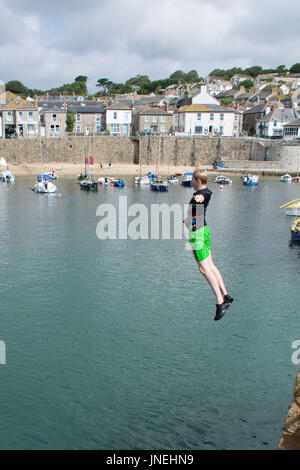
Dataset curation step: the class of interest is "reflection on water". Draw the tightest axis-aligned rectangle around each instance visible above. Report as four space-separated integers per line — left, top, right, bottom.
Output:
0 175 299 450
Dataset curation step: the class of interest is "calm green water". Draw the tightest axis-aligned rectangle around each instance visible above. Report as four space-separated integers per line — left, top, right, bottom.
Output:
0 174 299 450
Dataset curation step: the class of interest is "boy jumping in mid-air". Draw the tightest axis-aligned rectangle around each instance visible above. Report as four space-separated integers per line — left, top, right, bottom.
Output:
184 170 233 321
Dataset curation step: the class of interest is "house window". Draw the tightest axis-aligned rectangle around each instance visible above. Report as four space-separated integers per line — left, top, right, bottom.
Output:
284 127 298 136
161 116 166 123
76 114 81 122
56 125 60 133
144 116 150 122
210 113 214 121
197 113 201 120
195 126 203 134
96 114 101 122
234 115 238 121
7 112 12 121
220 113 224 121
50 125 55 132
274 121 277 127
160 125 166 133
27 124 35 134
18 111 23 120
220 126 224 135
113 112 117 120
76 125 81 132
111 123 120 134
52 114 57 122
152 116 158 123
28 111 33 120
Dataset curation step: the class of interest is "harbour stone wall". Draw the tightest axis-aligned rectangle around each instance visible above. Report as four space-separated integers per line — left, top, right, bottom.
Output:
0 136 299 170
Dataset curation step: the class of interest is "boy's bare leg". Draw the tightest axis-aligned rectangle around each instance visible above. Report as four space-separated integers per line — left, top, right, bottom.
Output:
197 257 224 304
206 252 227 298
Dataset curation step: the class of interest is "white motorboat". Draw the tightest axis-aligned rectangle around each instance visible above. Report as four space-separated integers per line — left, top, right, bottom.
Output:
33 174 57 193
1 169 16 183
135 176 149 185
167 175 179 184
98 177 112 185
215 175 232 184
280 174 292 183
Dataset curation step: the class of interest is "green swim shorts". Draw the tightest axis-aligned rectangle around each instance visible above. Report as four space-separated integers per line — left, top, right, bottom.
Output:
189 226 211 262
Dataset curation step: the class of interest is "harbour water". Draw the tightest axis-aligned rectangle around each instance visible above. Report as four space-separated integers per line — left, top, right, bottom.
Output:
0 175 299 450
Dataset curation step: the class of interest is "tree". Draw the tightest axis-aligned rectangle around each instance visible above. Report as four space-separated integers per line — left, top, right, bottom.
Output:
5 80 28 96
239 79 254 90
244 66 263 78
66 109 76 132
290 63 300 74
276 65 287 75
182 70 200 82
96 78 113 94
169 70 185 81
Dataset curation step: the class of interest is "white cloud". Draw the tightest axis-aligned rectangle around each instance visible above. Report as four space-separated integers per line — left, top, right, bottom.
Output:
0 0 299 93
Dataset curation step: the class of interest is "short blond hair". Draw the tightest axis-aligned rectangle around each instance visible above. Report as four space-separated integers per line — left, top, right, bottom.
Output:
193 170 207 184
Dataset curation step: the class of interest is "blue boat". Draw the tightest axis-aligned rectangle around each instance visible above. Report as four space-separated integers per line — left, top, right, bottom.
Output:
242 174 259 186
111 179 125 188
150 179 168 191
181 172 193 187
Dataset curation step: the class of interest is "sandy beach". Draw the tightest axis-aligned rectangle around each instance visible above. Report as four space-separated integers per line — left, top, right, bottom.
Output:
7 162 200 178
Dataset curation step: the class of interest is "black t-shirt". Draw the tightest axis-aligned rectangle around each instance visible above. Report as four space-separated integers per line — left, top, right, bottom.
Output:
189 187 212 230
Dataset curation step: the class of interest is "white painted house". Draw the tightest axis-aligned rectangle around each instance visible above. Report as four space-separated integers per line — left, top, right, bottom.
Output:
174 104 237 137
106 103 132 135
256 105 299 138
191 85 220 105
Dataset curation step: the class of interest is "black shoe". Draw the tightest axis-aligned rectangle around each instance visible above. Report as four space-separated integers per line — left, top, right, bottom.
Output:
224 294 234 309
214 303 227 321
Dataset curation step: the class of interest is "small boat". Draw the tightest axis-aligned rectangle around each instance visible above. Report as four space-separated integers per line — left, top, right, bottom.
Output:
150 179 169 191
1 169 16 183
280 198 300 216
167 175 179 184
135 176 149 185
80 179 98 191
291 218 300 241
111 179 125 188
214 175 232 184
292 176 300 184
98 176 112 185
34 174 57 193
242 174 259 186
280 174 292 183
181 172 193 187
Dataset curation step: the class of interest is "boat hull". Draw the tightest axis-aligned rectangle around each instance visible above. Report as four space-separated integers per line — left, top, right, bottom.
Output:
285 208 300 216
34 182 57 193
291 230 300 241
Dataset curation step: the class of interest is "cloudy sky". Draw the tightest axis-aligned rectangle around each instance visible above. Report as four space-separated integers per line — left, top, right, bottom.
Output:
0 0 299 93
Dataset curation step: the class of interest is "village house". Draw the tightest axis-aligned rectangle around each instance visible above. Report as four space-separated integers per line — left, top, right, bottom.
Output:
106 102 132 135
69 102 106 135
0 95 39 139
132 107 173 135
174 103 237 137
40 104 67 138
256 105 299 138
242 103 267 135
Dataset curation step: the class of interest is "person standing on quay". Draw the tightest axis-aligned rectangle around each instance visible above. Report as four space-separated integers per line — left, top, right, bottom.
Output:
184 169 233 321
